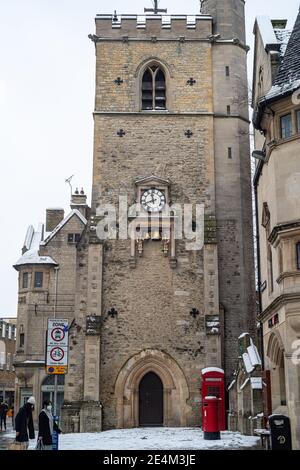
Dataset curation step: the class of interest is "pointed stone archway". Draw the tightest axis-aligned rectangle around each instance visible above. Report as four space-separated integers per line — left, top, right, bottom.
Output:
266 332 287 408
114 349 190 428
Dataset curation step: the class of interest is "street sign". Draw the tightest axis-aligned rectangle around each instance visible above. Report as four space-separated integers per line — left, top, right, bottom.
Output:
46 319 69 375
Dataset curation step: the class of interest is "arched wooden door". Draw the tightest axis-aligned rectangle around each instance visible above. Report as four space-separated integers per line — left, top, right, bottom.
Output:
139 372 163 426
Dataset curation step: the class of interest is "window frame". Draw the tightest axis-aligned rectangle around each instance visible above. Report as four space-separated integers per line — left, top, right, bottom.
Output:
68 233 81 243
280 113 292 139
141 65 167 111
22 272 29 289
19 333 25 348
34 271 43 288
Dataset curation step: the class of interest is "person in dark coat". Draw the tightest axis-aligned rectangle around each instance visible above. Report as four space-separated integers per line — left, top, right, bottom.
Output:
37 400 61 450
0 401 9 431
15 396 35 449
11 404 15 429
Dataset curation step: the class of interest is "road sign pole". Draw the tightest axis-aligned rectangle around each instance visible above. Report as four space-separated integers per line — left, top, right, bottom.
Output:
53 266 59 417
54 374 58 416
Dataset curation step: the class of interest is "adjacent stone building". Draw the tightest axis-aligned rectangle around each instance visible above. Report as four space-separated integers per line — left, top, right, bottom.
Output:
13 194 88 414
14 1 256 432
0 318 17 406
252 8 300 449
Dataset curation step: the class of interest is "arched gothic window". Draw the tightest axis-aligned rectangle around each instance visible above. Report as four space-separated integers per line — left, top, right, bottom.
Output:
142 65 166 110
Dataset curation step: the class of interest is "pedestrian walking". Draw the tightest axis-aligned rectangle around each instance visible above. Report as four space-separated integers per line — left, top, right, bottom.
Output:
14 396 36 449
37 400 61 450
0 400 9 431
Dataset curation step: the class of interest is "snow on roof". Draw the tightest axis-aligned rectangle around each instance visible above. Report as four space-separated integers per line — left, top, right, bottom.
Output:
264 9 300 103
14 248 58 268
23 225 34 251
202 367 224 375
14 222 57 269
274 28 292 56
41 209 87 246
265 78 300 102
255 16 278 48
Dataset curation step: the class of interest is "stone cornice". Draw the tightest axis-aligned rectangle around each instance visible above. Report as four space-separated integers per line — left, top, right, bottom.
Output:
258 292 300 321
89 34 249 51
269 220 300 244
93 111 249 123
93 111 214 116
276 271 300 284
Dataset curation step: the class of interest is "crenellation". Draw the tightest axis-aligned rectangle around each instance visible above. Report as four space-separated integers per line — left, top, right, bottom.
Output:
95 15 212 40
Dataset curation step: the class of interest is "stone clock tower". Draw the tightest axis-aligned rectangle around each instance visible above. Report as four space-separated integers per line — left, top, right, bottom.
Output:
61 1 256 432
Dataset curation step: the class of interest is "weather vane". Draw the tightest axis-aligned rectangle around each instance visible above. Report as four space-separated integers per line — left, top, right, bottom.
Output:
144 0 167 15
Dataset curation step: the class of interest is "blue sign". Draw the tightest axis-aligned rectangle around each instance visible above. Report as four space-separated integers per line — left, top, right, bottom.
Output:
52 416 59 451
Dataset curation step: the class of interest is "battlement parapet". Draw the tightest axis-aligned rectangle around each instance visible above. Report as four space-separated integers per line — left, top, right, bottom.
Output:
95 14 212 39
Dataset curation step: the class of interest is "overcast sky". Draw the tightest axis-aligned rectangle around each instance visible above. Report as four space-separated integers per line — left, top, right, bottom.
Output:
0 0 299 317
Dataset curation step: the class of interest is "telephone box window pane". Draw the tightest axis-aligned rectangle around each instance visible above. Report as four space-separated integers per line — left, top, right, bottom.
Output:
34 272 43 288
281 114 292 139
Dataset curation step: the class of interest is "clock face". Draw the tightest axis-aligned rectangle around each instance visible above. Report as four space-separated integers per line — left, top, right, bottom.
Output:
141 188 166 213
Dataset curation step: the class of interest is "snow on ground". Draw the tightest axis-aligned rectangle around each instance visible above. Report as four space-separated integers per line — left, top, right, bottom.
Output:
25 428 260 450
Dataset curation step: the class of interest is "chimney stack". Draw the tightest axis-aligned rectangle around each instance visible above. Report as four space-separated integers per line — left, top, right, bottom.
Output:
70 188 88 217
46 208 65 232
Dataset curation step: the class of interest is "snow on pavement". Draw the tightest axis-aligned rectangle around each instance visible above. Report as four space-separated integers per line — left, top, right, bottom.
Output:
26 427 260 450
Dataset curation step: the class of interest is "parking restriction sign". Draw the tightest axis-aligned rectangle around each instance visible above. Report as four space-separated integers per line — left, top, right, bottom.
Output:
46 319 69 375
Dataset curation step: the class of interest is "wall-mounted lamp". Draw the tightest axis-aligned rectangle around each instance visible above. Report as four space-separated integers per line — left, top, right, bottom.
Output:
252 150 266 162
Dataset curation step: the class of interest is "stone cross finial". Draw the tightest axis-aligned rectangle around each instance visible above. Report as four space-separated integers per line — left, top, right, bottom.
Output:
144 0 167 14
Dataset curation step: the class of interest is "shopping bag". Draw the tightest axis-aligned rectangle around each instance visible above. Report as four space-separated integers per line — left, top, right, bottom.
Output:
8 440 27 451
35 439 44 450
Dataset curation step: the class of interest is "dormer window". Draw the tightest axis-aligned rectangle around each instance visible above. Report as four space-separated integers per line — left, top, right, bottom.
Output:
142 65 166 111
280 113 292 139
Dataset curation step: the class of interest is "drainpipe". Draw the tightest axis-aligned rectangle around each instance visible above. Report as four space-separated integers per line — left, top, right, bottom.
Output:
254 182 265 370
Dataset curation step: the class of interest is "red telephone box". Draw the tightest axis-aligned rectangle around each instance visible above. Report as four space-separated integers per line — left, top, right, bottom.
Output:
201 367 226 431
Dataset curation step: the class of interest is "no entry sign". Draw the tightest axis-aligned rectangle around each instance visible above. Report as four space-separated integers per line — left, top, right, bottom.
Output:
46 319 69 375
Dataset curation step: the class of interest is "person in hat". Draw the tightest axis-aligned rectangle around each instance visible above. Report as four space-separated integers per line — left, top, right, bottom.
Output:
14 396 36 449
